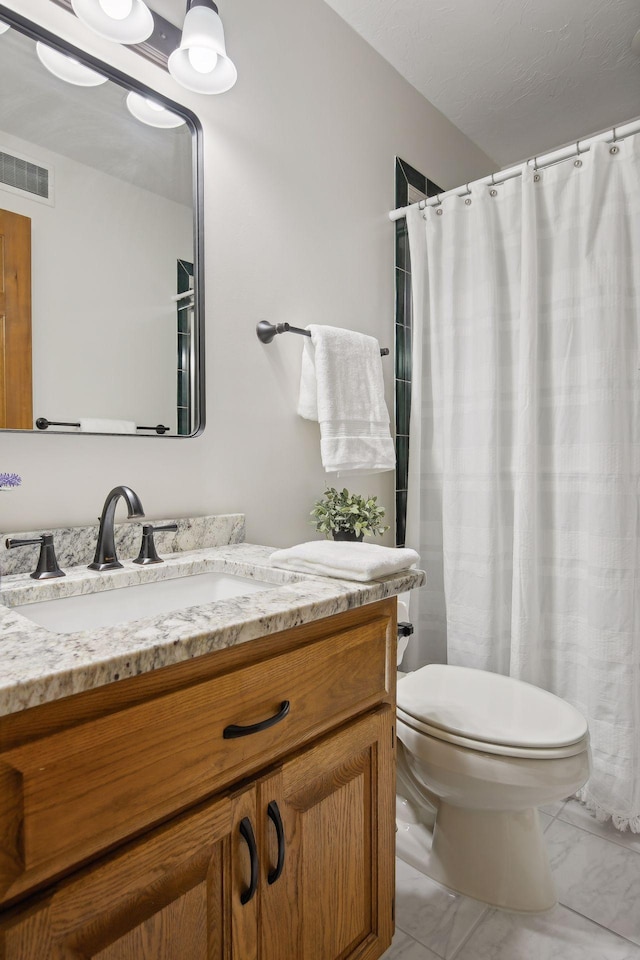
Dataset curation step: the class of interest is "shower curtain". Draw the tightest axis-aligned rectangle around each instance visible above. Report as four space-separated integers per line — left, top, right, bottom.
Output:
405 137 640 831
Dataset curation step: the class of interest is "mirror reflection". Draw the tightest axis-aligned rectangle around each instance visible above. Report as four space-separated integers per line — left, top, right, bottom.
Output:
0 17 201 436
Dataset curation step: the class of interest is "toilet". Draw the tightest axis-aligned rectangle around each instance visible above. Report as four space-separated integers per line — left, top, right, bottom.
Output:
395 662 590 913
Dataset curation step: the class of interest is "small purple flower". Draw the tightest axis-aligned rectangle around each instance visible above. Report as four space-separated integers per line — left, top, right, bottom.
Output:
0 472 22 489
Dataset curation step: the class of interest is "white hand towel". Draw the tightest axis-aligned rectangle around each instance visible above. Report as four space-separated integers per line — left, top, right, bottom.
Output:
298 325 395 475
270 540 420 582
79 418 136 434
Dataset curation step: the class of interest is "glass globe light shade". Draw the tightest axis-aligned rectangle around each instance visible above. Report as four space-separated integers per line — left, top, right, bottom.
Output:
125 92 186 128
36 42 108 86
168 1 236 94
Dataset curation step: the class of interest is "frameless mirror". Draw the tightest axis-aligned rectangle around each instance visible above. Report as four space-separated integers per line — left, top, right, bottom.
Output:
0 5 204 437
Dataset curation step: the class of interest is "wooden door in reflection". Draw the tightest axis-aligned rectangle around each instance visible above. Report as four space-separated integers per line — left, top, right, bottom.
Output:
0 208 32 429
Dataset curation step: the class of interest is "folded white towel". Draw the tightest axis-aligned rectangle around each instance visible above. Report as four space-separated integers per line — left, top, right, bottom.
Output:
298 324 395 475
79 418 136 434
270 540 420 582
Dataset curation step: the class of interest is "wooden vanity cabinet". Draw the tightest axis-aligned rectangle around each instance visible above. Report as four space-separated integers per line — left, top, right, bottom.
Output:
0 599 397 960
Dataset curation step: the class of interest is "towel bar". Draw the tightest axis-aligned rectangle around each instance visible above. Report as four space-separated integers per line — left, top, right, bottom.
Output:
256 321 389 356
35 418 170 434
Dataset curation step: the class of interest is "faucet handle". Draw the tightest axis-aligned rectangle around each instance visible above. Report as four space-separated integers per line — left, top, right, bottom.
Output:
133 523 178 566
5 534 65 580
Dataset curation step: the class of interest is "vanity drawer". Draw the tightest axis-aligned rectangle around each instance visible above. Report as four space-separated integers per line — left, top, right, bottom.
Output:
0 610 393 904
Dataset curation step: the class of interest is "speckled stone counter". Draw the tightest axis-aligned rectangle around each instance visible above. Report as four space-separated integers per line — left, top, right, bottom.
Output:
0 514 245 576
0 537 425 719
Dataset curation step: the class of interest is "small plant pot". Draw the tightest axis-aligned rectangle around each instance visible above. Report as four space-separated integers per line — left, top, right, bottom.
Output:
332 531 364 543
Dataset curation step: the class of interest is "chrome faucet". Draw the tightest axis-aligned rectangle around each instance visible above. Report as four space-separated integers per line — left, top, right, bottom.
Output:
89 485 145 571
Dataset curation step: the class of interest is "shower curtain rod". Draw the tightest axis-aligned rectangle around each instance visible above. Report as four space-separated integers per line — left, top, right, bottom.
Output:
389 116 640 222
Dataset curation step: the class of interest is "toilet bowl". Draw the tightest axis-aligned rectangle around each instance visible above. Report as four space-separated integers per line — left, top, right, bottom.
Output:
395 663 590 913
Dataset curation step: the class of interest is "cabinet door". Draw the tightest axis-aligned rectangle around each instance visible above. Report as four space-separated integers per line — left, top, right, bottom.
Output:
0 789 258 960
258 706 395 960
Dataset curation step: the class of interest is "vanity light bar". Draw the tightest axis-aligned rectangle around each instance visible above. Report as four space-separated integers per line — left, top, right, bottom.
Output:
49 0 180 69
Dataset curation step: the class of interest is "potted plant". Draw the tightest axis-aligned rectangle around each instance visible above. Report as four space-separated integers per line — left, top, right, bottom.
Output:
310 487 390 542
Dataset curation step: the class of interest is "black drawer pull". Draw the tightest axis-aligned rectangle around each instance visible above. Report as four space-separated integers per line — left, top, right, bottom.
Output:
239 817 259 905
223 700 290 739
267 800 285 885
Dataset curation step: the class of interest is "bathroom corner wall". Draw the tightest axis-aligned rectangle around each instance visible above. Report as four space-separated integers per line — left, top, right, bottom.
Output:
0 0 494 548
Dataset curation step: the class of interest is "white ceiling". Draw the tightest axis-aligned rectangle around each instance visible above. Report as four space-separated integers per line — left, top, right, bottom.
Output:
323 0 640 167
0 26 192 206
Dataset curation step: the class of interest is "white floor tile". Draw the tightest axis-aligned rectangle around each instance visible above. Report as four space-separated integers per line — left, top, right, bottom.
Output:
380 929 440 960
455 904 640 960
546 818 640 945
394 857 487 959
558 800 640 854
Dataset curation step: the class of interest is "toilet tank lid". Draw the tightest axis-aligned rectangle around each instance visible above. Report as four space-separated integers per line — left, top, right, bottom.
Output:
397 664 588 749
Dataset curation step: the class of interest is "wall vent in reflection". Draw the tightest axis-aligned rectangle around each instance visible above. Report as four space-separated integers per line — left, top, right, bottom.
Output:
0 149 54 205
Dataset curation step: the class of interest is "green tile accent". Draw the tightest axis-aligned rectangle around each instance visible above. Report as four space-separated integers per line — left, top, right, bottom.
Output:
394 158 441 546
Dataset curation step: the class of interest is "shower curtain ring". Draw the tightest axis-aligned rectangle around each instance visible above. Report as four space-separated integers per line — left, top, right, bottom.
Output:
609 128 621 154
574 140 583 167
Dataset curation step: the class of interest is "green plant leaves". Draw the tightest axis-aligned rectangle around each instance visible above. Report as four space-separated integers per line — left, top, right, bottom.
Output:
309 486 390 539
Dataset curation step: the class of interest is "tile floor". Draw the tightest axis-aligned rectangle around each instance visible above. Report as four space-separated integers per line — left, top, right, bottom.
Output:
382 799 640 960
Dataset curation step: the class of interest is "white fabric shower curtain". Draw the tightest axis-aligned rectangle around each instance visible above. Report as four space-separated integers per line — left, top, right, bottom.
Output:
405 137 640 831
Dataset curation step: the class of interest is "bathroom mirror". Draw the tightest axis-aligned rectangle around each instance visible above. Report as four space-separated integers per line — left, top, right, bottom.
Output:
0 5 204 437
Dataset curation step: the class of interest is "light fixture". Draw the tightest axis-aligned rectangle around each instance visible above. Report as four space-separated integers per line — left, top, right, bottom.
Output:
70 0 154 45
168 0 237 95
126 91 186 127
36 41 109 86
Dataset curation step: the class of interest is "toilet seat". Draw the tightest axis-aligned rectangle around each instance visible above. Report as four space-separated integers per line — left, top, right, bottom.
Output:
397 664 589 760
397 706 589 759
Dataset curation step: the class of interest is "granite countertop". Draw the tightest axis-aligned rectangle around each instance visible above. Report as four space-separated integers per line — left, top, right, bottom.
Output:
0 542 425 718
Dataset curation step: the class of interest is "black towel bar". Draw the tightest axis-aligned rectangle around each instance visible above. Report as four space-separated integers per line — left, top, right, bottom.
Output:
35 418 170 434
256 321 389 356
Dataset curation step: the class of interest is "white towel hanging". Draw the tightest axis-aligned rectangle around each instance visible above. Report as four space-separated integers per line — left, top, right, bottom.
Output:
297 324 395 475
79 418 136 434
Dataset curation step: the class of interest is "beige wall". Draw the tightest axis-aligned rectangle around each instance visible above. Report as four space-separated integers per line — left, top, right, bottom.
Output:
0 0 494 547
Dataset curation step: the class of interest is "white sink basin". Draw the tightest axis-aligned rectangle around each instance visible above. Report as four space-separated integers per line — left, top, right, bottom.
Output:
15 571 277 634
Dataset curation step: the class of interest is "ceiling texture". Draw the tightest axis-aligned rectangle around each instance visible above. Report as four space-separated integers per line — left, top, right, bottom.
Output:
323 0 640 168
